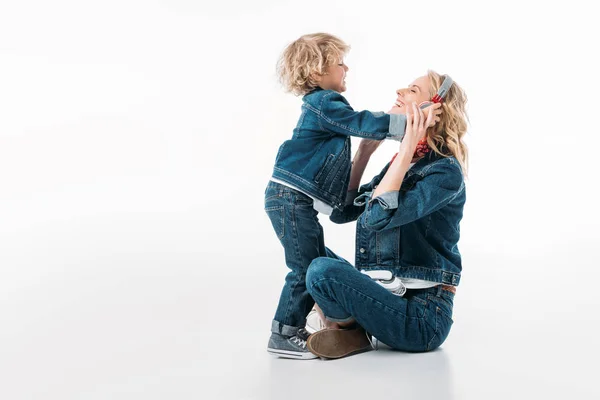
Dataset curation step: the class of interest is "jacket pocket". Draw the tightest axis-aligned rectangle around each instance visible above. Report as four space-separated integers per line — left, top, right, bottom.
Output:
315 154 335 183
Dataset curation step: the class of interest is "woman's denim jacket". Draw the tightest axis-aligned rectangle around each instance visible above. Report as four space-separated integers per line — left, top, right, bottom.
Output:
271 88 406 209
330 151 466 286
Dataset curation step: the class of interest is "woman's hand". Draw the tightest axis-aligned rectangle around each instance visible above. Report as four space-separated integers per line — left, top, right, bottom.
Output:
401 102 434 152
421 102 442 127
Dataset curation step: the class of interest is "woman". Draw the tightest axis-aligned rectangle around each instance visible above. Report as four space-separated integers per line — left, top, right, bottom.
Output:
305 70 468 358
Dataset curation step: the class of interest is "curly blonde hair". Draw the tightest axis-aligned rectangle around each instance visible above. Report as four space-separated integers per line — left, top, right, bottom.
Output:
277 33 350 96
426 70 469 177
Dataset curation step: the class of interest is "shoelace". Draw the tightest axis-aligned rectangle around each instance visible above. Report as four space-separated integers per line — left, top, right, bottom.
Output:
290 328 311 349
297 327 310 340
290 335 307 349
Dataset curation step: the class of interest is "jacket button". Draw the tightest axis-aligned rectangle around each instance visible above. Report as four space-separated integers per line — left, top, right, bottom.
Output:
359 248 365 253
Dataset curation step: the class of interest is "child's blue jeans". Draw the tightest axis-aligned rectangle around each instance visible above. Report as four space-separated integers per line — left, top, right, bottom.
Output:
265 181 332 336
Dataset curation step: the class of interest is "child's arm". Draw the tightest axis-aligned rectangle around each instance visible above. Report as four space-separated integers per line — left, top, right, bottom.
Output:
330 140 388 224
311 91 406 141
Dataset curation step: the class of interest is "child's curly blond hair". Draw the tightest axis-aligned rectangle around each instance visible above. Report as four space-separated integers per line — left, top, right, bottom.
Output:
277 33 350 96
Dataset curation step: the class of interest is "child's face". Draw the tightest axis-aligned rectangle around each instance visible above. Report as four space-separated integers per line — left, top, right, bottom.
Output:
319 60 348 93
388 75 431 114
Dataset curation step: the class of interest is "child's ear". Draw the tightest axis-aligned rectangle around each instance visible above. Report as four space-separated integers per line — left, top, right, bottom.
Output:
312 66 329 83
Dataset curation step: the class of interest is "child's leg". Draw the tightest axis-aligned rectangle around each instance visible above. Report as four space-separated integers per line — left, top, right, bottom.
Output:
265 183 326 336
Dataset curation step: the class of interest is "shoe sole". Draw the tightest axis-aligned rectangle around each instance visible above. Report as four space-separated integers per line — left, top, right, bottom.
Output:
307 328 372 359
267 348 318 360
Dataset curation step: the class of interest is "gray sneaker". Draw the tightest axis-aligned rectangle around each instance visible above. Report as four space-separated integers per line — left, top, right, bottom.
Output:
267 328 318 360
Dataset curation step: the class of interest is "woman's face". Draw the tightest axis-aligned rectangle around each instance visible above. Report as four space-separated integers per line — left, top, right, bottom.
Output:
388 75 432 114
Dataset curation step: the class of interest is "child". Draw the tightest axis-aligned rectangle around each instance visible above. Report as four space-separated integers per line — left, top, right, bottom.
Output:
265 33 433 359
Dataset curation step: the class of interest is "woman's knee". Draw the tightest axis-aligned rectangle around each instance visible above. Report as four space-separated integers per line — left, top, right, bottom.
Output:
306 257 346 290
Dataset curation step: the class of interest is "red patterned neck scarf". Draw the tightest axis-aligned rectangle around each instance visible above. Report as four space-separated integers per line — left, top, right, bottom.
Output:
389 138 430 165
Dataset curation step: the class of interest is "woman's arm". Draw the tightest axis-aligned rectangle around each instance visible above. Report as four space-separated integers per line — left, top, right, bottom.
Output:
372 102 430 199
363 103 463 231
363 159 464 231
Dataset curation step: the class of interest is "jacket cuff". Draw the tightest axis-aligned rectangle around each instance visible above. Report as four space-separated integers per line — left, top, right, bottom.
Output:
368 191 399 210
353 191 372 206
363 191 399 230
387 114 406 141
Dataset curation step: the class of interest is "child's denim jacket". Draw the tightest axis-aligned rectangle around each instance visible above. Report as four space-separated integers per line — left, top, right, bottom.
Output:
271 88 406 209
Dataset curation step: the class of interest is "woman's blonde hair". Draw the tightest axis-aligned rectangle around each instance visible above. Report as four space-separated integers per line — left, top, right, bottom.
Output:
277 33 350 96
426 70 469 177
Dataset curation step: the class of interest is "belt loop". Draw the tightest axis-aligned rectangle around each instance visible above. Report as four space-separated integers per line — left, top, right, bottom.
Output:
436 285 443 297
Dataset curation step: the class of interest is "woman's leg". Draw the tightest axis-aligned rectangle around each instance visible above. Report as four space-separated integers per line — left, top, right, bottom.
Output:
312 247 356 329
306 256 437 353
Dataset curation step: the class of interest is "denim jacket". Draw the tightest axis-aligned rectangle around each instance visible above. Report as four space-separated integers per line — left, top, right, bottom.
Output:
330 151 466 286
271 88 406 209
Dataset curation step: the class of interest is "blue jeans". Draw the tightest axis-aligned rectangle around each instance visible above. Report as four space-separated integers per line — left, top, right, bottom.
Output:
306 253 455 352
265 181 330 335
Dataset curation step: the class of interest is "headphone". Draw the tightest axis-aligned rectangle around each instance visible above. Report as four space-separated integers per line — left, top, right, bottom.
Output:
419 75 453 109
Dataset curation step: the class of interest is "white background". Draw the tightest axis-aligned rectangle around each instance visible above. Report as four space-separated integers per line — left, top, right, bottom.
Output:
1 0 599 399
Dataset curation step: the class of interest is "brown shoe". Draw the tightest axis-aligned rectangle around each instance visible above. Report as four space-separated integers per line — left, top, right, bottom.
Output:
307 327 372 359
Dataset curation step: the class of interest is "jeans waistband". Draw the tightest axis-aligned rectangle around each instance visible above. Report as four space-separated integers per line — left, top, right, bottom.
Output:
409 284 456 300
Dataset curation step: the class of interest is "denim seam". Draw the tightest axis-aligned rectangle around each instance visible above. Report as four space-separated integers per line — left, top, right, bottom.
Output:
419 157 452 176
265 194 280 202
273 167 341 201
314 92 383 138
427 307 441 351
375 231 381 265
315 154 335 183
327 157 343 188
325 153 346 188
308 104 326 132
282 204 301 325
265 206 285 239
275 142 285 163
296 107 307 129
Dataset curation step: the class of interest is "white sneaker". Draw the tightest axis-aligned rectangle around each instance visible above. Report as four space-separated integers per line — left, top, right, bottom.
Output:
305 308 325 334
361 269 406 296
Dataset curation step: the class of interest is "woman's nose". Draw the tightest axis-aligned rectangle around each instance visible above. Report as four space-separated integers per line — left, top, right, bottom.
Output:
396 88 404 96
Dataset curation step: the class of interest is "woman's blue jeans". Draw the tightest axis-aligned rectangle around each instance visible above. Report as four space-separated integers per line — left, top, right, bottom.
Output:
306 253 455 352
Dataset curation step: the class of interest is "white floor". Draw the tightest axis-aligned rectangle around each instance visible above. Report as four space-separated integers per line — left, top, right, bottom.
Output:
2 1 599 398
1 223 598 400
